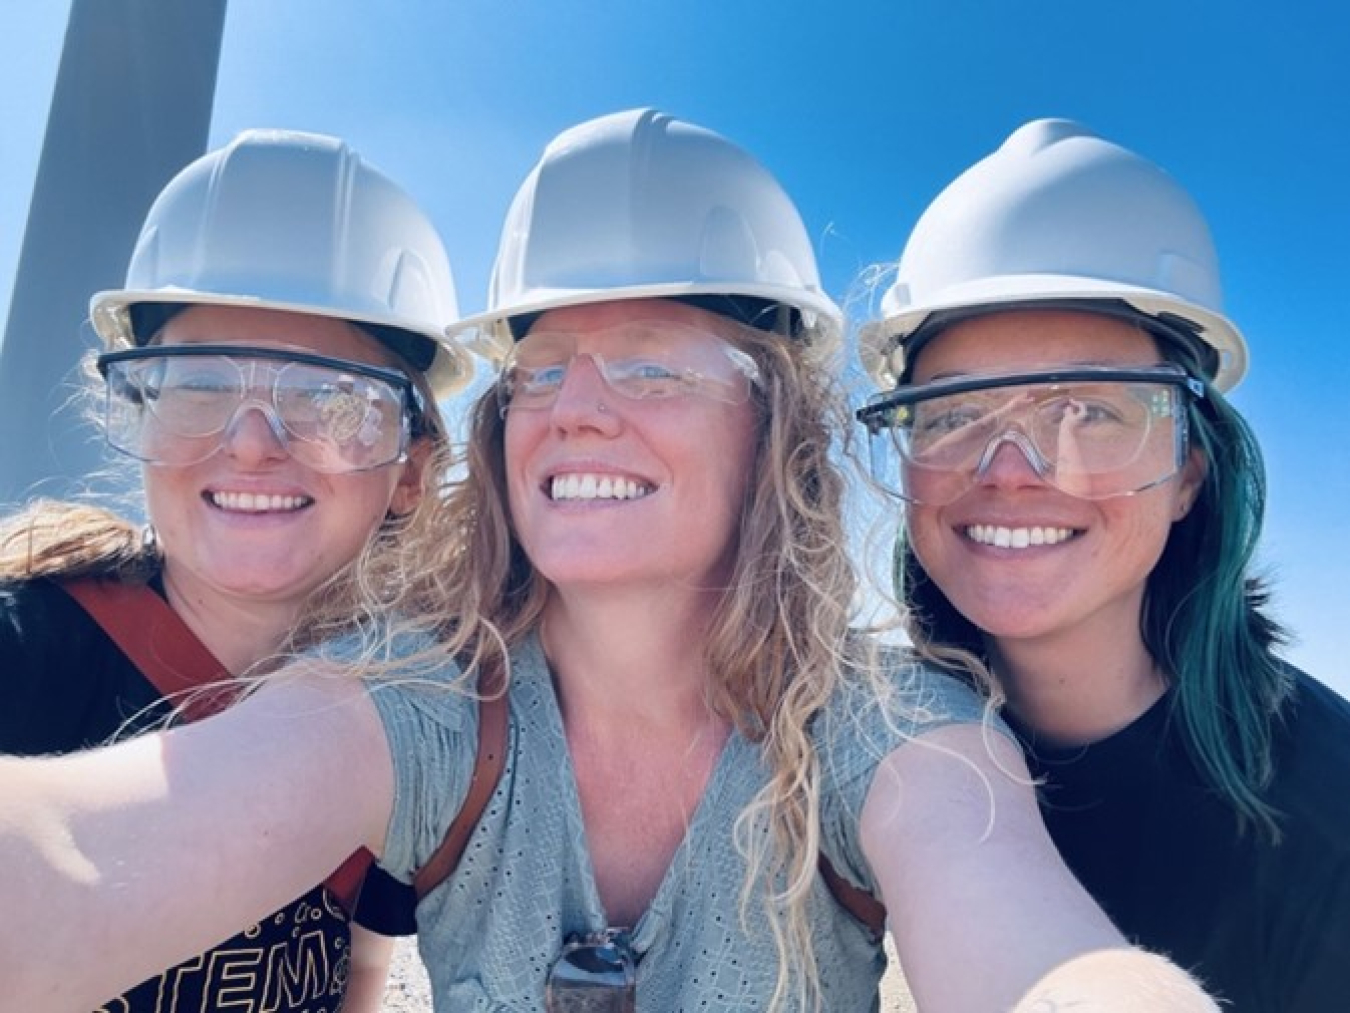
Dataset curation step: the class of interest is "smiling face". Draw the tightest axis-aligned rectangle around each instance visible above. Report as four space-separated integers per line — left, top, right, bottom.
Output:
904 308 1204 651
141 304 425 611
503 299 761 597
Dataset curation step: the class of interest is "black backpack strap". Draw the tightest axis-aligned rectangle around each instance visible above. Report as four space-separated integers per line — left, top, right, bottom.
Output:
413 663 509 900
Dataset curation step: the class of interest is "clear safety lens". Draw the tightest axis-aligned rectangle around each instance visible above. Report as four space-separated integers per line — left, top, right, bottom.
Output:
857 365 1203 505
98 346 420 473
498 320 761 414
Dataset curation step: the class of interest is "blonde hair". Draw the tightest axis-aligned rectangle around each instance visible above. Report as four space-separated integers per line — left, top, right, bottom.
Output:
0 499 160 584
309 312 876 1010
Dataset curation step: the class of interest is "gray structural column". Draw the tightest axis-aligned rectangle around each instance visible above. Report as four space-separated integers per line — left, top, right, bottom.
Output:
0 0 226 506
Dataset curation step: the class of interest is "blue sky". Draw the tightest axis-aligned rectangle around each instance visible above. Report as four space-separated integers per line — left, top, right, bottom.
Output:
2 1 1347 696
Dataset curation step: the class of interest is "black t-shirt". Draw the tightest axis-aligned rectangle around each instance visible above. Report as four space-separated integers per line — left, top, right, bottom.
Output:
0 577 417 1012
1012 670 1350 1013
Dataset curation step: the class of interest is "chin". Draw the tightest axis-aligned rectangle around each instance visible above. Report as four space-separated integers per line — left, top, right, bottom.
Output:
212 570 319 600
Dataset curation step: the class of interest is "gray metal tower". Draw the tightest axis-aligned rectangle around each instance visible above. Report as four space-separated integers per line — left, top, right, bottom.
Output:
0 0 226 507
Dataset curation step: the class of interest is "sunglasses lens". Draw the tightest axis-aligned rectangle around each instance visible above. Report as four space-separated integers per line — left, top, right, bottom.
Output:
545 934 637 1013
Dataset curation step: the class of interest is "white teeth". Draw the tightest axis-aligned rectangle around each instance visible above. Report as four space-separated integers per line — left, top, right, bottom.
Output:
549 473 651 502
965 524 1076 548
209 491 309 513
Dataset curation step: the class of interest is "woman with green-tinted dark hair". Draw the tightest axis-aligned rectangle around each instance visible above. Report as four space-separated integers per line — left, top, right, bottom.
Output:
857 118 1350 1013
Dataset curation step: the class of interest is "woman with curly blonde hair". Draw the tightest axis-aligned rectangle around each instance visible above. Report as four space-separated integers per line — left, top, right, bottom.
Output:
2 111 1220 1013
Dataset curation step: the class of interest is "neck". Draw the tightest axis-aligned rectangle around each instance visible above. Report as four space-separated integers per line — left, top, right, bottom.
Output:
160 567 303 677
540 585 724 733
989 619 1167 747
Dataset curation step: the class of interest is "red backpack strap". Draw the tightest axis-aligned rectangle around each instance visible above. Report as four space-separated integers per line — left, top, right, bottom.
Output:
818 853 887 939
404 658 883 933
413 663 509 901
61 578 237 719
58 577 373 911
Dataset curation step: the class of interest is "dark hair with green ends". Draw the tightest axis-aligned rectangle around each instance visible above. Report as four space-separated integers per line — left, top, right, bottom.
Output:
895 335 1294 840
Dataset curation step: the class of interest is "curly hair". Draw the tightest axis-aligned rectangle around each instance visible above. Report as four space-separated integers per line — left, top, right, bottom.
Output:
310 309 874 1011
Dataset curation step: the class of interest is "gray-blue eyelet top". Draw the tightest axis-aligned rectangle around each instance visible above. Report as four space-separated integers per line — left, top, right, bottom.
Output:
367 632 1001 1012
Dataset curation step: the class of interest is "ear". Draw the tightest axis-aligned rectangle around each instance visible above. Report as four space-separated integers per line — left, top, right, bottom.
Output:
388 438 433 518
1173 447 1206 522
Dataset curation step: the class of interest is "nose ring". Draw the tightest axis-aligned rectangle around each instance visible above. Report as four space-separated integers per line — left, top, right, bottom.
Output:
596 401 609 414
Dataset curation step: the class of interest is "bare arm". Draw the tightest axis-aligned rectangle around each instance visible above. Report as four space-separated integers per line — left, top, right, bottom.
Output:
0 669 393 1012
862 723 1217 1012
343 925 398 1013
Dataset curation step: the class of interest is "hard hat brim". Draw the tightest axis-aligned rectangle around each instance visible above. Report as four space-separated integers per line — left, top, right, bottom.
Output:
446 281 844 364
864 273 1248 393
90 287 474 397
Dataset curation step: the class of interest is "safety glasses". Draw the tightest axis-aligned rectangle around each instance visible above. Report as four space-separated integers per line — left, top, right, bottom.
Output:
498 320 761 415
544 929 637 1012
856 364 1205 505
96 344 425 474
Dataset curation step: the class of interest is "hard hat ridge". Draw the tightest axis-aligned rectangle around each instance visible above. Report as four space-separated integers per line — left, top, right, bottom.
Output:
451 108 843 361
862 118 1249 392
90 128 470 396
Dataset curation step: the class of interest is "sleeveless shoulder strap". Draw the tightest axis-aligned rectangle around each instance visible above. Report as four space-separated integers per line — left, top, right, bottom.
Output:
58 577 373 911
413 663 509 901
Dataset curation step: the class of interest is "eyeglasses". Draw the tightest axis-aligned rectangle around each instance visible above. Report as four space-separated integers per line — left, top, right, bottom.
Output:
855 365 1206 505
96 345 426 474
544 929 637 1012
498 320 761 416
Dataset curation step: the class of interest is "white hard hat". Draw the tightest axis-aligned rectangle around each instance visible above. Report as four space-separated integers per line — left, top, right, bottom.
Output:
448 108 842 361
862 118 1249 392
90 128 470 396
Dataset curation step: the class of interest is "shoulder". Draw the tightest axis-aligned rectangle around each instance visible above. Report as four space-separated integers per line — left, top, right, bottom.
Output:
1244 668 1350 872
0 576 88 633
1268 669 1350 812
1278 668 1350 734
0 577 161 753
818 645 995 745
814 642 1006 794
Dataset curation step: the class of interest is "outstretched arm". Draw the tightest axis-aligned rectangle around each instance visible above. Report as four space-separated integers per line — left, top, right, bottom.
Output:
0 669 393 1011
862 723 1217 1012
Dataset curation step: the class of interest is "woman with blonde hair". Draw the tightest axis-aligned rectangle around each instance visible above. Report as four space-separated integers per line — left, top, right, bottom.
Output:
0 127 467 1013
3 110 1219 1012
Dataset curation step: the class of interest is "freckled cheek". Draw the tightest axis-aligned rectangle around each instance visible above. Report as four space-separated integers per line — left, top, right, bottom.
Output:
905 508 946 563
141 469 193 532
1102 501 1175 563
502 424 535 511
331 474 400 533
